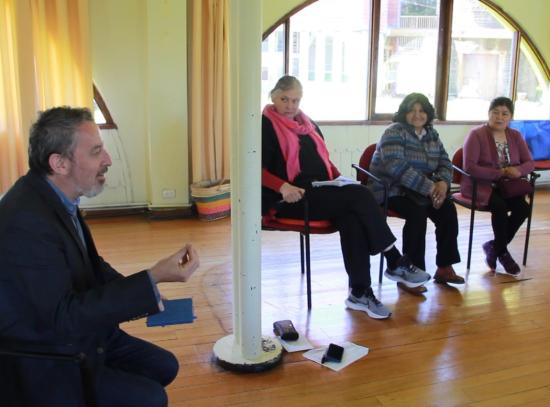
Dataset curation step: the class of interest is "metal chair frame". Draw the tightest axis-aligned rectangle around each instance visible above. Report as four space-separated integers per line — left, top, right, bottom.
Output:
261 196 337 310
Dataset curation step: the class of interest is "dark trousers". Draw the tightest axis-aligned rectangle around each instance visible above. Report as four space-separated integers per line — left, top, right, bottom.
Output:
95 329 179 407
276 184 396 293
387 196 460 270
488 189 530 255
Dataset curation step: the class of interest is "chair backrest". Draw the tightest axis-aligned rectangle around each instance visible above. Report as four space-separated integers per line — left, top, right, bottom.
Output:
357 144 377 185
452 147 464 184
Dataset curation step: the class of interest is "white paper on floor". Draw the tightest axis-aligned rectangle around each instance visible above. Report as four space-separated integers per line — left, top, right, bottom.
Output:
303 341 369 371
278 335 314 352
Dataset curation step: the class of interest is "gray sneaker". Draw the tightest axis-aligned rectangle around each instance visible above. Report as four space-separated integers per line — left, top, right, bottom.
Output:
345 292 392 319
384 255 431 288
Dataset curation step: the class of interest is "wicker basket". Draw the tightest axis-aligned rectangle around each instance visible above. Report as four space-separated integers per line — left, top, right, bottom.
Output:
190 180 231 221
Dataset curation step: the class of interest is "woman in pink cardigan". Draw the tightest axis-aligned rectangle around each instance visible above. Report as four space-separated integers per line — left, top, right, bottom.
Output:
461 97 534 274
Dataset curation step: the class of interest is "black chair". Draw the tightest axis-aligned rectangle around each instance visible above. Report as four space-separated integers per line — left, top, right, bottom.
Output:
0 346 96 407
352 144 401 284
450 147 539 269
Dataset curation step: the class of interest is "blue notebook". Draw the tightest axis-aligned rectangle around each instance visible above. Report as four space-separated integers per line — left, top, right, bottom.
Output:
146 298 195 327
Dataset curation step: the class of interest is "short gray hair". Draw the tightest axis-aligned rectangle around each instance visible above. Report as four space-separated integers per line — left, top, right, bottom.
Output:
28 106 94 175
269 75 303 99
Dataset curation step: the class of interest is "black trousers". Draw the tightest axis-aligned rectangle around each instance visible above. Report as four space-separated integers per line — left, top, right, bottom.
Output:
95 329 179 407
276 184 396 292
387 196 460 270
488 189 530 255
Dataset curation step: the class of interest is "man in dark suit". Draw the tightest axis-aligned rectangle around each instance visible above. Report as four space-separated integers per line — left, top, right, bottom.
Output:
0 106 199 407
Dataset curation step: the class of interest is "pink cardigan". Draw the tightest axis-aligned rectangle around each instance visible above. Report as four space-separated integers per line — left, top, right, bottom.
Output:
461 124 534 206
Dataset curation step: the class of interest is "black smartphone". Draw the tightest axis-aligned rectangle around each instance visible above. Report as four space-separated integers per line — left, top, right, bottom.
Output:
321 343 344 364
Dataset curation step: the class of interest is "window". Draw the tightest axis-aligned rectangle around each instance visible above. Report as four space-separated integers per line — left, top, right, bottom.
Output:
93 85 117 129
262 0 550 122
261 24 286 104
286 0 371 120
515 44 550 119
375 0 440 114
446 0 513 120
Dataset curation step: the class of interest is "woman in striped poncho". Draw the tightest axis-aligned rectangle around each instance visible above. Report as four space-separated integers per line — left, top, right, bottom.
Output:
368 93 464 287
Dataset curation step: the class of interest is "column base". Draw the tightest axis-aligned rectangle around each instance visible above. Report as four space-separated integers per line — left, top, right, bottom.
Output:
213 334 282 372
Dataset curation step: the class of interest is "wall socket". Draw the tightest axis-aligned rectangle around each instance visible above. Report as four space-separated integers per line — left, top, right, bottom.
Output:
162 189 176 199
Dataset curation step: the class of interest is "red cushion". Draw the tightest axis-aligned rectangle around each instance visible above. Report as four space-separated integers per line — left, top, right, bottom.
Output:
451 192 489 211
387 208 403 219
262 216 337 234
275 217 332 228
534 160 550 170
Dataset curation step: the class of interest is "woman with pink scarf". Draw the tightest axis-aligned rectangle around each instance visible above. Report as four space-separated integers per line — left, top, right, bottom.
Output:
262 76 430 319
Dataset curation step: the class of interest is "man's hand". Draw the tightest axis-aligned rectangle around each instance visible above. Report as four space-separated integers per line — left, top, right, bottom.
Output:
430 181 448 209
149 244 199 283
279 182 305 203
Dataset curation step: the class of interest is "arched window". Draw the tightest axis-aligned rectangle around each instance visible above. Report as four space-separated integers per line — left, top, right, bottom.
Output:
93 84 117 129
261 0 550 122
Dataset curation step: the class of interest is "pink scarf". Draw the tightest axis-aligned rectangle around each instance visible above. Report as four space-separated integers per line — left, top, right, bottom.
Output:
262 104 334 182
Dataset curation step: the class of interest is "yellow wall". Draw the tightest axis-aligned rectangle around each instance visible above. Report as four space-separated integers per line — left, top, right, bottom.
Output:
90 0 189 208
90 0 149 204
494 0 550 66
145 0 189 208
262 0 303 31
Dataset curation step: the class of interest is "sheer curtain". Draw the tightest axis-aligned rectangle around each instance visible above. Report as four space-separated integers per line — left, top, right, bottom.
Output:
0 0 26 192
0 0 92 193
30 0 92 108
188 0 230 183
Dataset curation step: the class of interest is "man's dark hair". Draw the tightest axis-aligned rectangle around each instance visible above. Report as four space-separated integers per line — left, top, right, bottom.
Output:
393 92 436 126
28 106 94 175
489 96 514 116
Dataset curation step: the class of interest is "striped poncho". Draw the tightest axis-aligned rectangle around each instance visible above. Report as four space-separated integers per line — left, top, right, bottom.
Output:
368 122 453 204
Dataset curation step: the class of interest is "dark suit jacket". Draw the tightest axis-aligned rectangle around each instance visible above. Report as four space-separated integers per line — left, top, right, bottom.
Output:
0 170 159 406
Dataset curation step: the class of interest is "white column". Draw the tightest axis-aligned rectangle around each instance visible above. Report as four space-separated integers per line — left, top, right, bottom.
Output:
212 0 282 370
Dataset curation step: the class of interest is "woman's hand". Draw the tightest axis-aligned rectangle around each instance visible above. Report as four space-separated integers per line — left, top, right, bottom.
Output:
503 166 521 179
279 182 305 203
430 181 448 209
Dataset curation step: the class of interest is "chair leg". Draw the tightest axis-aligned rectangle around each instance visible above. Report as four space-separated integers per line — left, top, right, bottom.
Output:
305 232 312 310
379 253 384 284
300 233 305 275
523 192 535 266
467 206 476 270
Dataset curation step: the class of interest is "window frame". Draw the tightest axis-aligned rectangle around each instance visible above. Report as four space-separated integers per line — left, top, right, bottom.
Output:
263 0 550 125
93 84 117 130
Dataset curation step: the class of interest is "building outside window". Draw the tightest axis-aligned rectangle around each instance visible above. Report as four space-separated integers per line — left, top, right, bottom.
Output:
262 0 550 121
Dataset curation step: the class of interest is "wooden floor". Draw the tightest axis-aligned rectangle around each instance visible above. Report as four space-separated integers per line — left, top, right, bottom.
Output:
88 188 550 407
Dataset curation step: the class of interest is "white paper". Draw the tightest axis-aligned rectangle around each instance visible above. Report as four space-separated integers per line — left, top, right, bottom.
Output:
303 341 369 371
279 335 314 352
312 176 360 188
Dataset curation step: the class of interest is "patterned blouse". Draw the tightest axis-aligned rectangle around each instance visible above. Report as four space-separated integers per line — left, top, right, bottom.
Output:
495 140 511 168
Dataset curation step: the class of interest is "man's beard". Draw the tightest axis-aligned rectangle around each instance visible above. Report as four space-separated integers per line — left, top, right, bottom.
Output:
81 183 105 198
